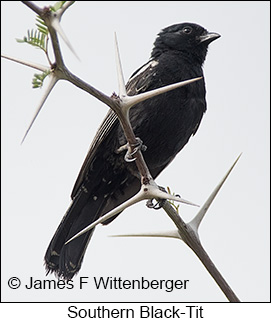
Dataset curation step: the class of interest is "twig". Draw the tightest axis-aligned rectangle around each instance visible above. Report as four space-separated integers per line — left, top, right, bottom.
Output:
162 201 240 302
21 1 43 16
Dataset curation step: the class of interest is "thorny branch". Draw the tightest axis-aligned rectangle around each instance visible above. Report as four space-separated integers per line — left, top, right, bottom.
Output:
2 1 241 302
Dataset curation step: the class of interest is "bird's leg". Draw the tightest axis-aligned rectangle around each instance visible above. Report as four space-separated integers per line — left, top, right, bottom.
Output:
116 137 147 162
128 137 147 157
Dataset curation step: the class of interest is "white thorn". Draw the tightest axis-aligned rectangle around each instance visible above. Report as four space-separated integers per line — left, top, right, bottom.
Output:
110 229 182 240
21 75 59 144
50 16 80 60
157 190 199 207
114 32 127 97
141 181 199 207
1 54 49 72
65 180 199 245
189 154 242 231
65 189 146 245
122 77 203 110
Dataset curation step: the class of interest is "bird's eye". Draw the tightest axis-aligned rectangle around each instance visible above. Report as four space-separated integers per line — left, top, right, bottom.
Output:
182 26 192 34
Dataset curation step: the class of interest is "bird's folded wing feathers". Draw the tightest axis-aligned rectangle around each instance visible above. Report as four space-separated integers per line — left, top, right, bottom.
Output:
71 59 160 199
126 59 160 95
71 109 118 199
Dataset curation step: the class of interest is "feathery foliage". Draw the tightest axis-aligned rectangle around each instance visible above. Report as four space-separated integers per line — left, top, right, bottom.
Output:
15 2 68 88
16 16 49 50
17 19 51 89
32 70 51 89
50 1 69 12
16 28 48 51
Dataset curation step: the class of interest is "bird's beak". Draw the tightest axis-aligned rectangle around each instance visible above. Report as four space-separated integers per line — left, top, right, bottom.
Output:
198 32 221 44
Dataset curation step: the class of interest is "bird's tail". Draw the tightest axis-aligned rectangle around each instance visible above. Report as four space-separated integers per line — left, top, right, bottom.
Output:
44 187 107 280
44 169 140 280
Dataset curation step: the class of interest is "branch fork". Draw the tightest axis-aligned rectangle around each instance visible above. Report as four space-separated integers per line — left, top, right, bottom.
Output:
65 178 200 245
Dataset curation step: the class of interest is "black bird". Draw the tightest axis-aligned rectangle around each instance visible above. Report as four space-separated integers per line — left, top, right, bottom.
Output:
45 22 220 279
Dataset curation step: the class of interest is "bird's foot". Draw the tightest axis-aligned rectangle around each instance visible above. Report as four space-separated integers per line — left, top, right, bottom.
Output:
117 137 147 162
146 198 166 210
146 186 167 210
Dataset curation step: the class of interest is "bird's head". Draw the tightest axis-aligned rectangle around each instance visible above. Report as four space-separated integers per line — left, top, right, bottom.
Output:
151 22 220 65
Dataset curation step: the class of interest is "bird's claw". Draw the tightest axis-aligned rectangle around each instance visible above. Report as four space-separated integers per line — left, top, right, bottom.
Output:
146 198 166 210
124 152 137 162
118 137 147 163
146 186 166 210
146 187 181 210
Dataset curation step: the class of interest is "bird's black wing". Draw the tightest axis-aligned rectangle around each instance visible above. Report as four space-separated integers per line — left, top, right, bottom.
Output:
71 59 160 198
71 109 118 199
126 59 160 95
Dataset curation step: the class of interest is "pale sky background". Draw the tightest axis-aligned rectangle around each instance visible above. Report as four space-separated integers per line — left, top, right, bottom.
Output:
1 0 270 311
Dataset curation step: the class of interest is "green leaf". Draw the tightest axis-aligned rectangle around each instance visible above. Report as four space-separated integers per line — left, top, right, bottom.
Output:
16 28 48 52
36 16 49 35
32 70 51 89
16 15 49 52
50 1 67 12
